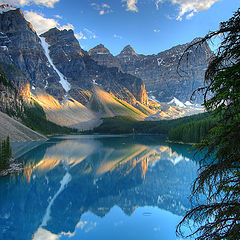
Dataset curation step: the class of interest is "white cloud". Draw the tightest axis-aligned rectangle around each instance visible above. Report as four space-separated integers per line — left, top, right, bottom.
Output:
74 32 87 40
54 14 62 19
59 23 74 31
24 11 58 34
24 11 74 34
165 14 174 20
91 2 112 15
186 11 194 19
24 11 96 41
155 0 163 10
0 0 60 8
153 29 160 32
155 0 220 20
84 28 96 39
122 0 138 12
102 3 110 8
113 34 122 39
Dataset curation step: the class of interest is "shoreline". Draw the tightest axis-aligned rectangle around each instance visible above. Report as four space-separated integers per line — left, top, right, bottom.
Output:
166 139 196 146
0 139 47 177
0 158 23 177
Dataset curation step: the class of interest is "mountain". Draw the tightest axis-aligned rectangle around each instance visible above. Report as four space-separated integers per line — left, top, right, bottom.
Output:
116 40 213 103
40 28 148 106
89 86 149 120
168 97 186 108
0 5 65 98
89 44 120 69
0 5 207 133
0 65 46 141
89 40 212 103
0 6 150 131
32 89 99 131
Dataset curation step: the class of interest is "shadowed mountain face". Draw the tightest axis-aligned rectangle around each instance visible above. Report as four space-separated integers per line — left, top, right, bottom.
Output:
0 8 148 107
41 28 148 106
0 6 207 130
0 8 65 98
89 40 213 103
0 135 199 239
89 44 121 69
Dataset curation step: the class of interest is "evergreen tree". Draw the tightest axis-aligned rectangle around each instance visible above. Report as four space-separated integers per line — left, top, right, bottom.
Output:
177 8 240 240
0 137 12 171
6 136 11 160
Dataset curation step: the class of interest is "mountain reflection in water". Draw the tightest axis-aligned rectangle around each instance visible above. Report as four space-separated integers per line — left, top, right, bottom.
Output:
0 135 198 240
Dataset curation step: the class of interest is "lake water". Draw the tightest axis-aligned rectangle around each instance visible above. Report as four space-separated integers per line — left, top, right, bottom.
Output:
0 135 199 240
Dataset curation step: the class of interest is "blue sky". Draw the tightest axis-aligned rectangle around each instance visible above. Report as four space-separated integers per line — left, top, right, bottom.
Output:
1 0 239 55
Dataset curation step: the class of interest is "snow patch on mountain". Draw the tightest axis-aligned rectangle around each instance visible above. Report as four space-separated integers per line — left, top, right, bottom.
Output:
40 37 71 92
148 95 160 103
185 101 193 106
168 97 186 108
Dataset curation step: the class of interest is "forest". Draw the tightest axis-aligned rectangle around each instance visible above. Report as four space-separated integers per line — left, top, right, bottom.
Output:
90 112 214 142
168 116 217 143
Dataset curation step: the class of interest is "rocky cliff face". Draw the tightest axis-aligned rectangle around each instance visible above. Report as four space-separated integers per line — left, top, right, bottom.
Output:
0 4 208 126
0 7 148 107
88 40 212 103
89 44 121 69
41 28 148 106
0 75 22 116
116 40 213 103
0 65 30 116
0 7 65 99
41 28 87 90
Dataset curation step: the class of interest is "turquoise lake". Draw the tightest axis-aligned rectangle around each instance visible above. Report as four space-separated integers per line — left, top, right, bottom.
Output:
0 135 199 240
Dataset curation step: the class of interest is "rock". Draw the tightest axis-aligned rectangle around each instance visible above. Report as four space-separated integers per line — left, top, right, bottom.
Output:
0 8 65 99
116 39 213 103
89 44 121 69
42 28 148 106
0 158 23 177
0 65 24 116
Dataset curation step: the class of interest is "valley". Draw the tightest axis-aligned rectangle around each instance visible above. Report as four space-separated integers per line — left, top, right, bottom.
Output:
0 4 209 135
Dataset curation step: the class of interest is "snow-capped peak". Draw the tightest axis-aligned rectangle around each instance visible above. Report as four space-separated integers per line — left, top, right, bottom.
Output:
168 97 186 108
0 4 16 14
185 101 193 106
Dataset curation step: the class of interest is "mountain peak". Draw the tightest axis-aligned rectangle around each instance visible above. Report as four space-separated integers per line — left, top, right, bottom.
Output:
191 37 203 44
119 45 137 56
89 44 111 55
168 97 186 108
0 4 17 14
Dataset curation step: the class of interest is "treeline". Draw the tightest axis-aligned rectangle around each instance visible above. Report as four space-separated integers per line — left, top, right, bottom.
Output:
168 117 217 143
0 136 12 171
90 112 212 135
21 101 78 135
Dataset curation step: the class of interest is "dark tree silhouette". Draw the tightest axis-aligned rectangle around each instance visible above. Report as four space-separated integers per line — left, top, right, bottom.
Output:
0 136 11 171
177 8 240 240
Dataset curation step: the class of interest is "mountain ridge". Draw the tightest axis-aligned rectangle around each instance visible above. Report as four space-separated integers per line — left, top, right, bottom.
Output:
0 5 206 132
89 37 213 103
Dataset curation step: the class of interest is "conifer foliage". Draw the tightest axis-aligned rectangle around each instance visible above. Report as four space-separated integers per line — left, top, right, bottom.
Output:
0 136 12 171
177 8 240 240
